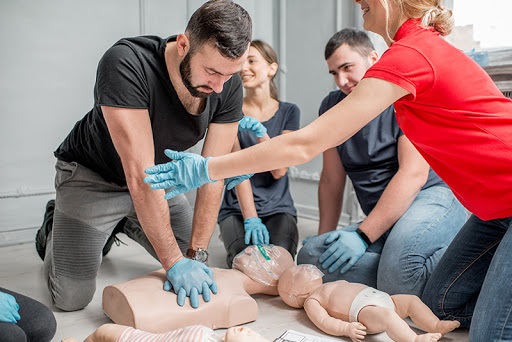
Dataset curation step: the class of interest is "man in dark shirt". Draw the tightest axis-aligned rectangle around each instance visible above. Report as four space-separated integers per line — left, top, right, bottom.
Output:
36 0 252 311
298 29 466 297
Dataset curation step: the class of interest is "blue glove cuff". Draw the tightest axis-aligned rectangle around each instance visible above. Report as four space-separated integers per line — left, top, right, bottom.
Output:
203 157 216 183
244 217 262 225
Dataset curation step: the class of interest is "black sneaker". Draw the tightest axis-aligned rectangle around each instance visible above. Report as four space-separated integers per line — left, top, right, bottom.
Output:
35 199 55 261
102 217 128 257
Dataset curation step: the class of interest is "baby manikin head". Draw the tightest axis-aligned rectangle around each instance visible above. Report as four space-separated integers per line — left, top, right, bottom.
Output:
232 244 294 287
278 264 324 308
223 326 269 342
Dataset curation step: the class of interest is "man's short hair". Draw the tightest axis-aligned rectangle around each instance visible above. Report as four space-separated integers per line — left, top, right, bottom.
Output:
186 0 252 59
324 28 375 60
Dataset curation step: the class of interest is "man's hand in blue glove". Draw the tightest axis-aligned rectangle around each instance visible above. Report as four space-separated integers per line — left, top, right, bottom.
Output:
164 258 218 309
0 291 20 323
225 173 254 190
318 230 368 274
238 116 267 138
244 217 270 245
144 149 216 199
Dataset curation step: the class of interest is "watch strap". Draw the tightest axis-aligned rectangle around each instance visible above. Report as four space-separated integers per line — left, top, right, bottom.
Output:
355 228 371 247
186 248 195 259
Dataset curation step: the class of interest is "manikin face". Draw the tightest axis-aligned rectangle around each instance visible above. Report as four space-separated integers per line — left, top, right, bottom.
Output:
239 46 277 90
354 0 389 37
326 44 377 95
232 245 294 287
224 326 268 342
180 42 249 98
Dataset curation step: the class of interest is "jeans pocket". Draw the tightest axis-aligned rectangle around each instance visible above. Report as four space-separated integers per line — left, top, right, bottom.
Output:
54 160 79 189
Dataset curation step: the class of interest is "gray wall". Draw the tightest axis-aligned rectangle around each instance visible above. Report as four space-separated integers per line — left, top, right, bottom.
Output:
1 0 373 246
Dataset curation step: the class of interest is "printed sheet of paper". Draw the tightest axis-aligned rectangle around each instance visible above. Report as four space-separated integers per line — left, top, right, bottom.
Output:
274 329 339 342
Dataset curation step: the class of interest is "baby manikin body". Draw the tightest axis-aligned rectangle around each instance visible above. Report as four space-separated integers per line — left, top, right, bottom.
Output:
62 324 269 342
102 245 294 333
278 264 460 342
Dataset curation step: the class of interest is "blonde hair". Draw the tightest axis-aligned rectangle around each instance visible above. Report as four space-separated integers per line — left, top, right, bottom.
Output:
380 0 454 42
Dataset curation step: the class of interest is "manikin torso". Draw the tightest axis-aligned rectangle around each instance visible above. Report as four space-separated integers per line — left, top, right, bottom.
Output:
102 245 293 333
306 280 368 323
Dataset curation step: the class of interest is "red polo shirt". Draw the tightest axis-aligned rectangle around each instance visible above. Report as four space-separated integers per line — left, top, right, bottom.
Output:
364 19 512 220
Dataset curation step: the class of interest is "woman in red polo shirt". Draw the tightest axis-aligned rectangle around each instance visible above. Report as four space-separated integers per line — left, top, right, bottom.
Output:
144 1 512 339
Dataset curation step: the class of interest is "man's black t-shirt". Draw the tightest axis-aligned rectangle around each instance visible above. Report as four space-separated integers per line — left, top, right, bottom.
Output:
55 35 244 186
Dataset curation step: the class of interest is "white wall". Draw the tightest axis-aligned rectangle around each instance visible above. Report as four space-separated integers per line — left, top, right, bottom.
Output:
1 0 367 246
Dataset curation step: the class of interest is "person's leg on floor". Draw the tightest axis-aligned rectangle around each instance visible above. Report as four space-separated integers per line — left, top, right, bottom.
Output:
262 214 298 259
35 199 55 261
468 217 512 341
377 186 466 296
218 215 245 268
421 215 507 329
0 322 27 342
44 160 132 311
0 288 57 342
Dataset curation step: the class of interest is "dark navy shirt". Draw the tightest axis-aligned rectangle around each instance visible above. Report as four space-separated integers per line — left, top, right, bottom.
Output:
218 102 301 221
320 90 446 216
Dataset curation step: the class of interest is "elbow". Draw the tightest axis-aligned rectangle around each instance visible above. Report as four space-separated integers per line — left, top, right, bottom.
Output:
272 169 287 180
280 128 321 166
295 144 317 165
405 168 430 190
126 174 149 193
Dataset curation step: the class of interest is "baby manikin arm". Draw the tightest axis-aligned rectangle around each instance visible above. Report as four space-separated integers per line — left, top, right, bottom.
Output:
303 298 355 337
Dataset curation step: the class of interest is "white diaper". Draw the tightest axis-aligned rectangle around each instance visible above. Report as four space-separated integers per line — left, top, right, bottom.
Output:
348 287 395 322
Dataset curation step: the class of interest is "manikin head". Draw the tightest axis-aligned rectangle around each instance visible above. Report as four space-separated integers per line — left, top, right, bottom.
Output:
177 0 252 97
232 245 294 287
324 28 378 95
278 264 324 308
223 326 269 342
353 0 454 45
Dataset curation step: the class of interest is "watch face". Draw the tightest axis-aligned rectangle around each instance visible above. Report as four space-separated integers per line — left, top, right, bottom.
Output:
194 249 208 262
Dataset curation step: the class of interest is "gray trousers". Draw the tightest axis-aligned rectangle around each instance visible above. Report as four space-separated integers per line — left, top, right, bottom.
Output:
43 160 193 311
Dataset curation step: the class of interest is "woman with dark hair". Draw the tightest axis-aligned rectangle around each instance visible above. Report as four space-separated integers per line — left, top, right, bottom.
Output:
218 40 301 267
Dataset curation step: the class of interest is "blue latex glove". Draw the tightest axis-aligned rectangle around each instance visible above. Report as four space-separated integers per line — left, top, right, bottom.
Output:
302 234 318 246
243 217 270 245
164 258 218 309
318 230 368 274
144 149 217 199
0 291 20 323
238 116 267 138
225 173 254 190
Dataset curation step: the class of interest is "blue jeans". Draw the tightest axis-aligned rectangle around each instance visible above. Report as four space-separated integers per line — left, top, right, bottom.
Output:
422 215 512 340
297 186 466 296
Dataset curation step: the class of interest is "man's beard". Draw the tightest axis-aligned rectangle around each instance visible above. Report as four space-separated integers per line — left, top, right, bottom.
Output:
179 52 213 98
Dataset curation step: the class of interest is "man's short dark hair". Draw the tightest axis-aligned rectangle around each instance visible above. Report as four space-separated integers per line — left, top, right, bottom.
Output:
186 0 252 59
324 28 375 60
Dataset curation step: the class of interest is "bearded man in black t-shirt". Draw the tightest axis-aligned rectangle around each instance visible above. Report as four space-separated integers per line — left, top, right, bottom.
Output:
35 0 252 312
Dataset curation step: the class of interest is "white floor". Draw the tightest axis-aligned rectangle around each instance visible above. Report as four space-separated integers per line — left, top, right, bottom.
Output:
0 217 469 342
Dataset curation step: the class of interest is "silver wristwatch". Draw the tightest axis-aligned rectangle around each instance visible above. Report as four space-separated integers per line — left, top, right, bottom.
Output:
186 248 209 263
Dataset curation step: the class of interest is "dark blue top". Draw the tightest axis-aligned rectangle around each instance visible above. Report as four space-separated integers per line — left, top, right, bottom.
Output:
320 90 446 216
218 101 301 221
